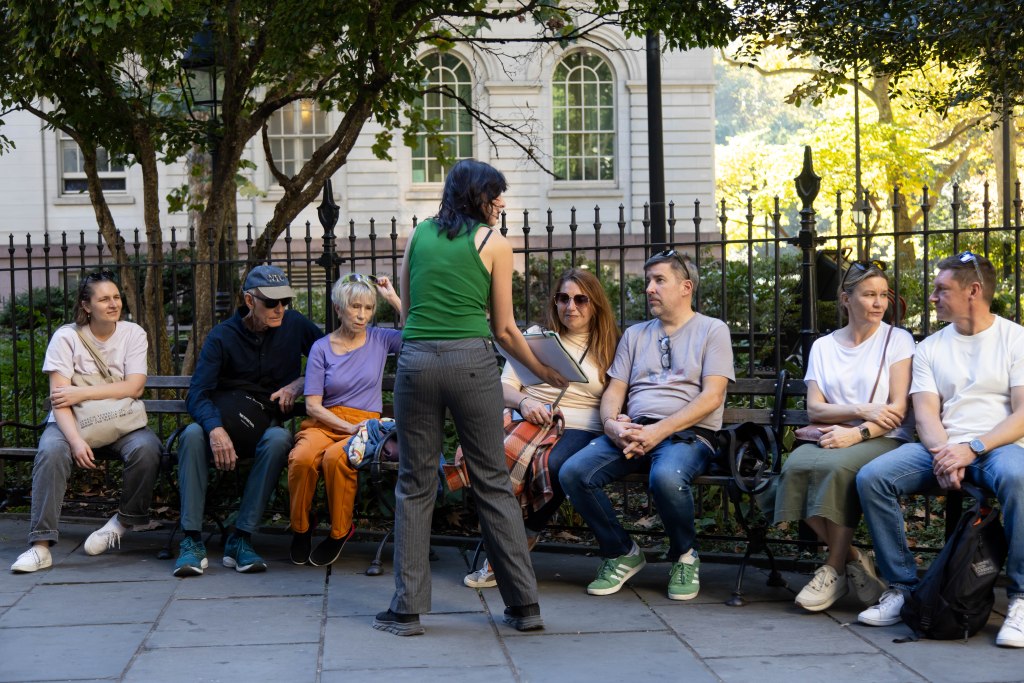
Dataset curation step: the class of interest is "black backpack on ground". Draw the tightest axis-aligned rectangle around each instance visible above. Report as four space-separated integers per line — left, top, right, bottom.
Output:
900 484 1008 641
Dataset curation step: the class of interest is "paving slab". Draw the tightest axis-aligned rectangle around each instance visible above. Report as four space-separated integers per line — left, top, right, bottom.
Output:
321 665 516 683
504 630 719 682
0 623 150 682
0 579 173 627
705 652 926 683
123 642 321 683
146 594 324 648
322 612 508 670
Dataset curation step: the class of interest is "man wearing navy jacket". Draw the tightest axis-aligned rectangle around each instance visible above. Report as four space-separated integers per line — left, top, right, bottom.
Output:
173 265 321 577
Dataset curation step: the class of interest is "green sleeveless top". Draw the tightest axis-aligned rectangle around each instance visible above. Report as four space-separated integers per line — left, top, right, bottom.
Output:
403 218 492 340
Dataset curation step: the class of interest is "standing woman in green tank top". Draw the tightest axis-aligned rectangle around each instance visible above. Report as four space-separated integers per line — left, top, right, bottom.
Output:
374 160 567 636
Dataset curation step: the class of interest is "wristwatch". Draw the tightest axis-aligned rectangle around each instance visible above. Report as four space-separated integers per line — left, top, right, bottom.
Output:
968 439 987 456
859 426 871 442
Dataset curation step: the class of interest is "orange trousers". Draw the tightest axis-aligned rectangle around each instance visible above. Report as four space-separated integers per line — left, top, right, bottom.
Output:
287 405 378 539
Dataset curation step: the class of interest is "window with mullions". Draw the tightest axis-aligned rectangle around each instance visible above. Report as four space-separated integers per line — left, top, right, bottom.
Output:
552 52 615 182
59 134 126 194
267 99 331 180
412 52 474 184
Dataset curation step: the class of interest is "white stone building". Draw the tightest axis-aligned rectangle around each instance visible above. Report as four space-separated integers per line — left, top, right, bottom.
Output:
0 29 714 298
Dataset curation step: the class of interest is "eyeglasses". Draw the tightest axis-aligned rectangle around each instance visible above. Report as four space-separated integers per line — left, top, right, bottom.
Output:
840 259 886 291
341 273 380 286
554 292 590 307
659 335 671 370
252 294 292 309
957 251 984 287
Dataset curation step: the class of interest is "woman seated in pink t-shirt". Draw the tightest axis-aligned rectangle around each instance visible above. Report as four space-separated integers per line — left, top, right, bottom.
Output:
287 273 401 567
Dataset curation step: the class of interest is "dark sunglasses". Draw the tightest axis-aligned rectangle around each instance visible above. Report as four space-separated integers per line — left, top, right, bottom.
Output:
957 251 984 286
252 294 292 309
84 270 116 282
554 292 590 307
659 335 671 370
840 259 887 291
649 249 694 280
341 273 380 286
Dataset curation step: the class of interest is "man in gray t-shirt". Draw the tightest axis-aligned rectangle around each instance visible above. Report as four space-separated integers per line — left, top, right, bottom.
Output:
560 250 734 601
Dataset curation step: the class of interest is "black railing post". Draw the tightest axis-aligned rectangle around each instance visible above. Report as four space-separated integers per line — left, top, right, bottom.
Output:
792 146 822 368
316 179 342 331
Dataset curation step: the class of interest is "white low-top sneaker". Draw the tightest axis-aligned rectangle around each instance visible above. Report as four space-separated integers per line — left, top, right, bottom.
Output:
84 515 126 556
795 565 848 611
997 597 1024 647
11 546 52 573
858 588 905 626
464 560 497 588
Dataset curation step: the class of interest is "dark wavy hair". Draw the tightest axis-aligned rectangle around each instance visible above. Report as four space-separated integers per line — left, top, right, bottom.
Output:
434 159 507 239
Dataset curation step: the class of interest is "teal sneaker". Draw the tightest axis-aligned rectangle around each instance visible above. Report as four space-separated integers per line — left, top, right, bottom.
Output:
173 537 208 578
223 534 267 573
667 550 700 601
586 545 646 596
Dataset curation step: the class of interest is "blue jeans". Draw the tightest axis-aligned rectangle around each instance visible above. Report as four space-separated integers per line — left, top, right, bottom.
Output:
559 433 714 559
524 428 601 533
177 422 291 535
857 441 1024 597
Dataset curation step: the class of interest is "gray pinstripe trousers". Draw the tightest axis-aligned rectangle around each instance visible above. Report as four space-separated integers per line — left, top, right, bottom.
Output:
390 338 539 614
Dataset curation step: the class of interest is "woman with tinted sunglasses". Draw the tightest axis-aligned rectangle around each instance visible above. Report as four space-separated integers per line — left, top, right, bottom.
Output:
773 260 915 612
10 271 161 573
286 273 401 567
464 268 620 589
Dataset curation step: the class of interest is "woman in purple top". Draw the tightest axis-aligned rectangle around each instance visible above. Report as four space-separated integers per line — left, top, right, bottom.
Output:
287 273 402 566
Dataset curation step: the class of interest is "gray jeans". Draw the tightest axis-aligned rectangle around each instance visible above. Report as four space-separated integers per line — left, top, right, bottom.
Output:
29 423 162 545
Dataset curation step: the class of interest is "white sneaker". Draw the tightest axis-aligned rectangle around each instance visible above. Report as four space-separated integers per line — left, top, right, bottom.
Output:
84 515 126 556
846 553 887 606
795 565 848 611
858 588 905 626
997 597 1024 647
464 559 497 588
11 546 52 573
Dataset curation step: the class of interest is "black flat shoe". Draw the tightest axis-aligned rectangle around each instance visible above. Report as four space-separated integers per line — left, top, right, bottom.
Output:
372 609 424 636
289 511 316 565
504 603 544 631
308 523 355 567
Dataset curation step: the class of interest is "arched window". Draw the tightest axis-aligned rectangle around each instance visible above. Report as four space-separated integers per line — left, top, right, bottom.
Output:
552 52 615 181
412 53 473 183
267 99 330 180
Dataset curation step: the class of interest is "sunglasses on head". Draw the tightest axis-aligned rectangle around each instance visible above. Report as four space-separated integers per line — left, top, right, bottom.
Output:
957 251 985 287
252 294 292 309
84 270 116 282
840 259 887 291
341 273 380 286
650 249 695 280
554 292 590 307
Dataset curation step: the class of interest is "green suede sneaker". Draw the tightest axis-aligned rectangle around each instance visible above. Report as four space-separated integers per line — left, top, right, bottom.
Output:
173 537 208 578
223 535 267 573
667 550 700 601
586 545 646 596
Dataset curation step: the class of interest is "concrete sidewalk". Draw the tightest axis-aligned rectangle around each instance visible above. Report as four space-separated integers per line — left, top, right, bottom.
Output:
0 516 1020 683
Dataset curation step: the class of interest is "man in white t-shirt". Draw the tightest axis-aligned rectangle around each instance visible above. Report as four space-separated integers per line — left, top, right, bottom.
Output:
856 252 1024 647
560 250 734 601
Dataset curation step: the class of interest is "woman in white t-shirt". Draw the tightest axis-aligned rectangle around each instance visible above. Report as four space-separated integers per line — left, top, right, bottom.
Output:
463 268 620 589
9 271 161 574
774 261 915 612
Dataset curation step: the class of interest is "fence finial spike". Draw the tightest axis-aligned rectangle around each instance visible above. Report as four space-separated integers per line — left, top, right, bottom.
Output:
318 179 340 232
795 146 821 210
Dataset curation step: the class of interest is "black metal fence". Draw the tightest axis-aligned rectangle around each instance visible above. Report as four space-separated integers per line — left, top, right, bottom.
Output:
3 149 1023 444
